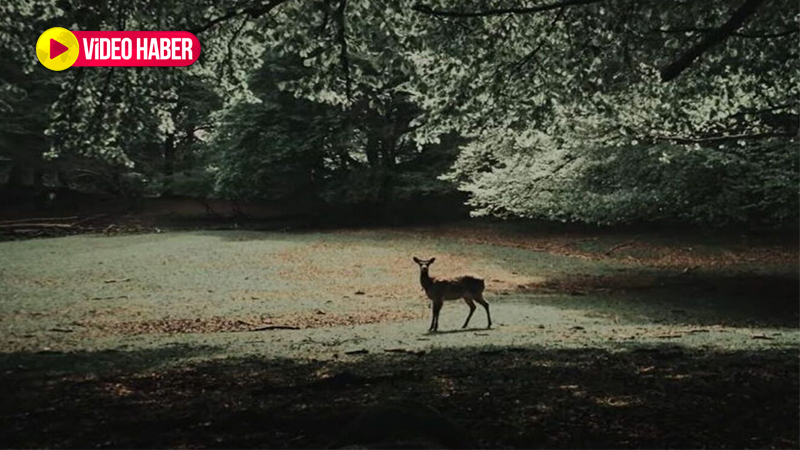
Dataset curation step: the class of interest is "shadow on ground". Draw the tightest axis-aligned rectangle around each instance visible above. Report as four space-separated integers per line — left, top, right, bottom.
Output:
0 342 796 449
518 270 800 328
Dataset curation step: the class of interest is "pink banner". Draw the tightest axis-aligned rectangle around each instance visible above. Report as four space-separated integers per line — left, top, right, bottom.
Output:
72 31 201 67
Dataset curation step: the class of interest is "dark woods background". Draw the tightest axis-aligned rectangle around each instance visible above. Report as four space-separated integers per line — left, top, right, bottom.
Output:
1 0 797 228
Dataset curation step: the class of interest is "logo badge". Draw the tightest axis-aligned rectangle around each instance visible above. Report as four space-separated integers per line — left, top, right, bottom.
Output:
36 27 80 71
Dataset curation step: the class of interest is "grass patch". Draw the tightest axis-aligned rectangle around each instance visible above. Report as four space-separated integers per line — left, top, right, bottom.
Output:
0 226 797 447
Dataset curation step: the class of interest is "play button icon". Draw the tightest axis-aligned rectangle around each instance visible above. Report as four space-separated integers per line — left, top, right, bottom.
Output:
36 27 80 71
50 39 69 59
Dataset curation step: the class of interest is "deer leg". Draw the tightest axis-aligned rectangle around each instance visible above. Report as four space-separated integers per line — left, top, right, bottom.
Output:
428 301 437 332
474 292 491 329
462 296 476 328
431 298 443 332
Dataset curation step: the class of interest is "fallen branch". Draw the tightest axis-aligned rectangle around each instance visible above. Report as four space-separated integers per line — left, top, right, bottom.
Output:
655 333 684 339
0 223 75 229
103 278 131 283
751 334 775 340
10 229 47 235
71 214 108 226
250 325 301 331
0 216 79 225
345 349 368 355
605 240 634 255
384 348 426 356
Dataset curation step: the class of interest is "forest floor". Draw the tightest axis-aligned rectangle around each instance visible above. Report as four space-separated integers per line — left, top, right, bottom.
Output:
0 224 797 448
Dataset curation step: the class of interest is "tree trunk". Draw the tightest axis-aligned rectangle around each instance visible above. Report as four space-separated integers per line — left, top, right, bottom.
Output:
163 135 176 195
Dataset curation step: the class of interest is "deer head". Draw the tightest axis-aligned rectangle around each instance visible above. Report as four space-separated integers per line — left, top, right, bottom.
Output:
413 257 436 273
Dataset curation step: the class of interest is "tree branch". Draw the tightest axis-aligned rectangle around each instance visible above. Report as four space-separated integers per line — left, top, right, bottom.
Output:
91 68 116 132
412 0 604 18
725 102 799 120
659 0 767 82
652 131 795 144
218 17 249 83
522 153 580 197
190 0 290 35
318 0 332 35
655 26 799 39
510 8 565 74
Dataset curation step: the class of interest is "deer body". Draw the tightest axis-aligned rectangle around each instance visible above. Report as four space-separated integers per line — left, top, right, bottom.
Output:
414 257 491 332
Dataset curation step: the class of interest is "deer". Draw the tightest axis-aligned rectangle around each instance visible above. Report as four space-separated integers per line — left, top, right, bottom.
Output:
413 257 491 332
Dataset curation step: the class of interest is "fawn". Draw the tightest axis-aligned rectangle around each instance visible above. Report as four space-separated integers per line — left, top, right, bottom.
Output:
413 257 491 332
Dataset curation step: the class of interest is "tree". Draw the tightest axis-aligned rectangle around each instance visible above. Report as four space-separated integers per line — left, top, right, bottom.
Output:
1 0 279 178
2 0 796 225
211 47 462 220
249 0 455 210
409 0 798 225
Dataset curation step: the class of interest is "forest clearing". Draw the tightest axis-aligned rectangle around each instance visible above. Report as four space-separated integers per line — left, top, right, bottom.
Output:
3 0 798 447
1 225 796 448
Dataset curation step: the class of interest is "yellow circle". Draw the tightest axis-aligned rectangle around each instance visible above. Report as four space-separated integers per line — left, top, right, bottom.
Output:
36 27 80 71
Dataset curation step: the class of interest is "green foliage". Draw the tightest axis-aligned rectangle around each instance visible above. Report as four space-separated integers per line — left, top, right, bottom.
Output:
424 0 799 227
1 0 796 226
210 51 459 209
453 139 798 226
211 102 335 202
3 0 251 180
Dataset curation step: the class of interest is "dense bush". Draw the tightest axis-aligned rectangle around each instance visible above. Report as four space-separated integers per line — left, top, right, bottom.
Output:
450 138 798 227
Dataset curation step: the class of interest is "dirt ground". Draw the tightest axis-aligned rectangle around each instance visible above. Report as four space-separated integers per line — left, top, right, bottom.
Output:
0 225 797 448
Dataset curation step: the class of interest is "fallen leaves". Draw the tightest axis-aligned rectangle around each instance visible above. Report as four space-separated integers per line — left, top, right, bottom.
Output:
81 309 424 336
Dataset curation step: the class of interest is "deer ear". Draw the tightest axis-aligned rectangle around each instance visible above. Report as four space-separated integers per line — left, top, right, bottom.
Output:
429 257 436 264
413 257 420 264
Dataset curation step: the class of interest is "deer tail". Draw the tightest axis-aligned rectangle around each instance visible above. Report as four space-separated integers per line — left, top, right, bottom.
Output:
464 276 485 293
